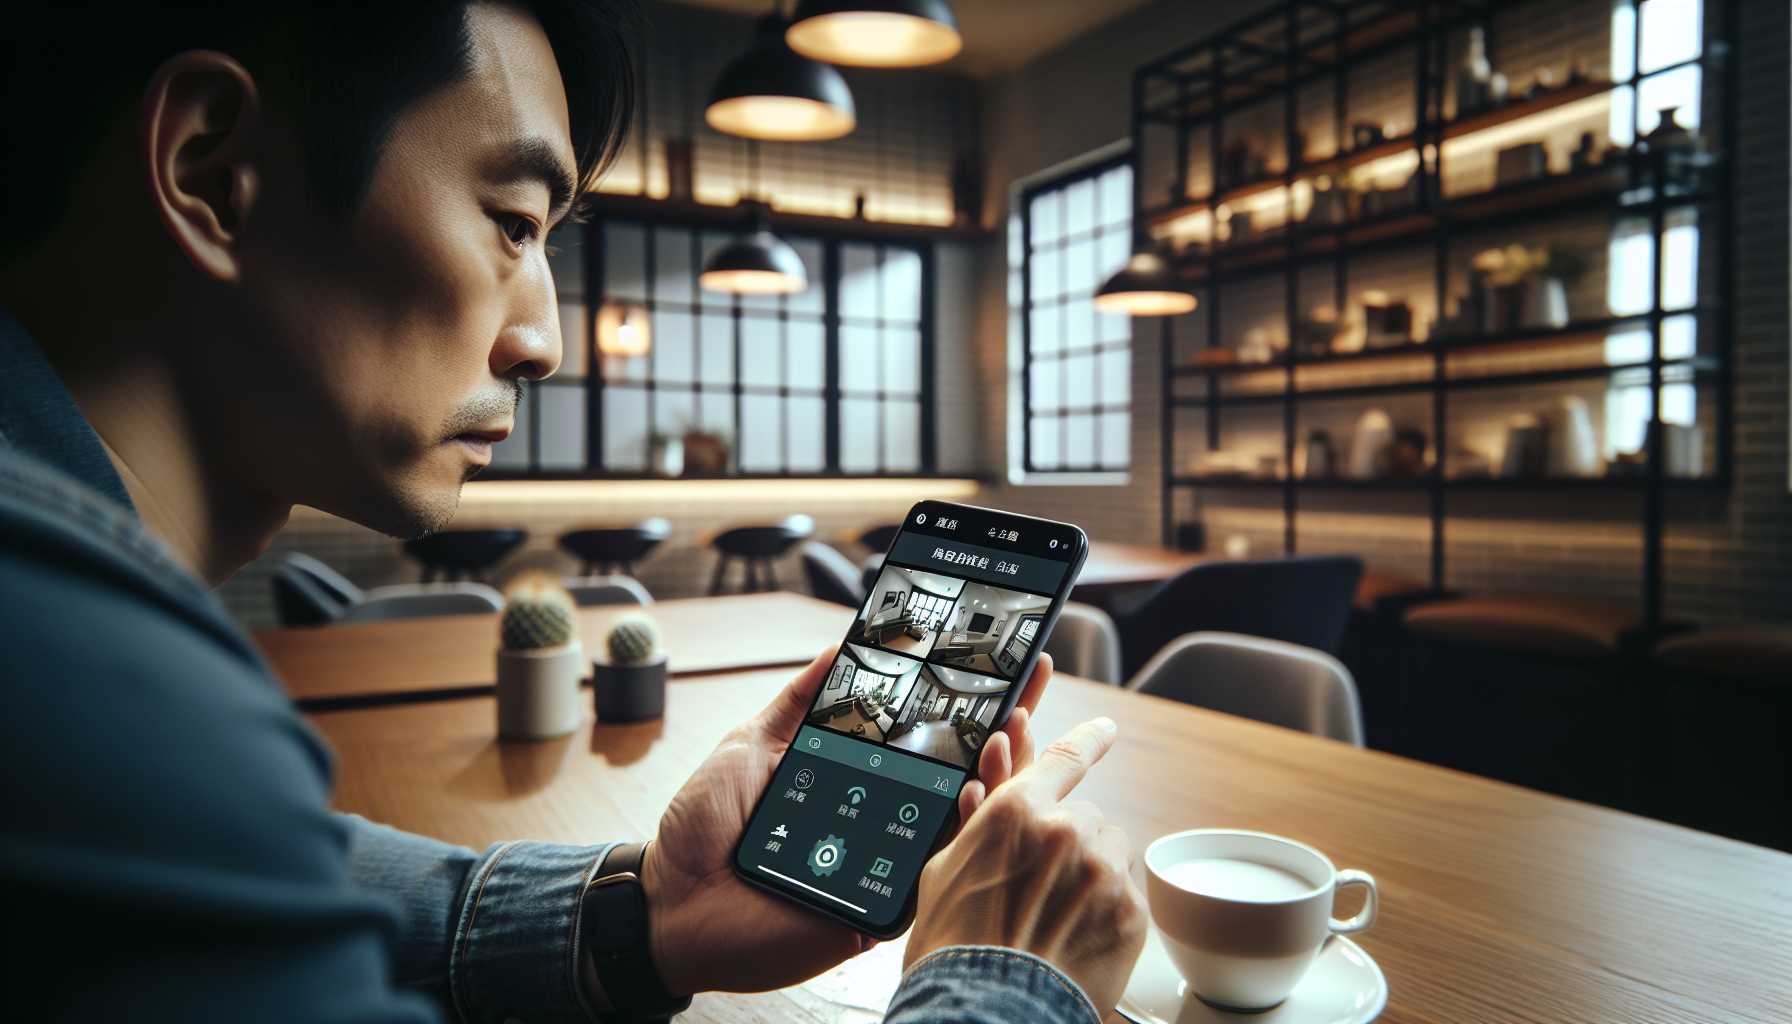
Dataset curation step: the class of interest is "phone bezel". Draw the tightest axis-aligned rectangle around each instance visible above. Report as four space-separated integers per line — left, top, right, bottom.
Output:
729 499 1090 939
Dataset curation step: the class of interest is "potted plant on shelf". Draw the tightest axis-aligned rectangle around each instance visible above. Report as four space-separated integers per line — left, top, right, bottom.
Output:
593 612 668 723
495 578 584 740
1471 243 1586 332
646 431 684 478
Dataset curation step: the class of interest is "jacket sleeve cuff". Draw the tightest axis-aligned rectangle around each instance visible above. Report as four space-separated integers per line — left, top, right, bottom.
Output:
885 945 1102 1024
448 840 619 1024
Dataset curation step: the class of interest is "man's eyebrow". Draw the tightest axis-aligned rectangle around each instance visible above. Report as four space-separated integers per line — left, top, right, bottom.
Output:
491 136 577 223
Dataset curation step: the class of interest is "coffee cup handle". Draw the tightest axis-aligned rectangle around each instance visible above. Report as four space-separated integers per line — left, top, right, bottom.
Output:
1329 869 1377 934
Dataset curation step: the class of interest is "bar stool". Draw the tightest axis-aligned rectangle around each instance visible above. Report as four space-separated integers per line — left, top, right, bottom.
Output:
403 528 527 583
857 523 901 555
1653 627 1792 850
558 518 670 576
1399 594 1652 807
709 515 814 594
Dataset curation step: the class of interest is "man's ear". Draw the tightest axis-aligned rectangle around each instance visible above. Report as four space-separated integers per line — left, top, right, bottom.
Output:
139 51 262 283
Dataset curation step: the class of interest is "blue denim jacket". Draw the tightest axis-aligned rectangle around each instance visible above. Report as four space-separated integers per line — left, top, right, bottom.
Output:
0 312 1096 1024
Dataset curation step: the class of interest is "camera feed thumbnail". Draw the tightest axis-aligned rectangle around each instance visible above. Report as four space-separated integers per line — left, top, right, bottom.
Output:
806 646 1014 771
849 565 965 660
926 581 1051 681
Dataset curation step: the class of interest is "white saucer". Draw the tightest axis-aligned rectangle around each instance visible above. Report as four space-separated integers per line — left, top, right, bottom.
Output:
1116 928 1387 1024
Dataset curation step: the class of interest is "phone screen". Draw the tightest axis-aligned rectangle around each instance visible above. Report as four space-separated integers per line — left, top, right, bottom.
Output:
732 500 1088 936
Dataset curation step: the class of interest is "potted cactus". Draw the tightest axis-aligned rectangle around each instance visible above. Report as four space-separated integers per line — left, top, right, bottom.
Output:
593 612 668 723
495 578 584 740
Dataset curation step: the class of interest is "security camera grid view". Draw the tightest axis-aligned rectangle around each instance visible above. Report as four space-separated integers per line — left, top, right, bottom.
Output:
809 563 1055 770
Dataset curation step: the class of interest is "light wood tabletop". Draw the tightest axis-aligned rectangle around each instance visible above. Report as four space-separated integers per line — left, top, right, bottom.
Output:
258 593 853 708
1076 541 1206 591
309 667 1792 1024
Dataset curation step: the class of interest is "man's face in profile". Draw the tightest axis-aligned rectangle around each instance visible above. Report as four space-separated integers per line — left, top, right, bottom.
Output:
237 3 572 537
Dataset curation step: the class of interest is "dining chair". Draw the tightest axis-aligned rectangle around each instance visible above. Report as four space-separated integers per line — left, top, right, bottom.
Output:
856 523 901 555
558 519 671 577
708 514 815 594
562 574 653 607
271 554 355 626
1113 555 1362 679
335 582 504 623
1043 602 1122 684
1127 631 1364 746
800 541 867 607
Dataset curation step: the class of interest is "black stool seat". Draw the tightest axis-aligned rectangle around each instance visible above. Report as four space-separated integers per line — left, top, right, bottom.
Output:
857 523 901 554
710 515 814 594
404 528 527 583
559 518 670 576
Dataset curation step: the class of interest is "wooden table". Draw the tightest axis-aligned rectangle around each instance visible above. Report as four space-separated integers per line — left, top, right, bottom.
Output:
1076 541 1205 591
309 669 1792 1023
258 593 852 708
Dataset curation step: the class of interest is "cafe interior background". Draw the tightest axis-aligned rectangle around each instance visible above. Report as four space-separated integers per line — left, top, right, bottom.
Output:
240 0 1789 849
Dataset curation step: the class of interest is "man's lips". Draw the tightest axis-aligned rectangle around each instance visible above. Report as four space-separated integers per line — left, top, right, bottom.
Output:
452 427 511 445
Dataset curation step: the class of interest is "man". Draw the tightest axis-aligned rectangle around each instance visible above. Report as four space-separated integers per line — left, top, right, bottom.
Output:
0 3 1147 1021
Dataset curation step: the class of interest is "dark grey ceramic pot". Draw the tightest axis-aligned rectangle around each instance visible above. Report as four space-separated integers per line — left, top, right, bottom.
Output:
593 655 668 723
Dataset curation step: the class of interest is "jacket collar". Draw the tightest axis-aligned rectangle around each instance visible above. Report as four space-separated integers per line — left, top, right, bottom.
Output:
0 307 136 512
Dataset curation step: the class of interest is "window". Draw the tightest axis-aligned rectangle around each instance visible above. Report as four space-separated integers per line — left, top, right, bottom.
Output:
1016 156 1134 474
904 589 954 631
493 218 933 476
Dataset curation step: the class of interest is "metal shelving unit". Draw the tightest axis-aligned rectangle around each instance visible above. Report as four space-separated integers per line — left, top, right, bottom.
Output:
1131 0 1733 631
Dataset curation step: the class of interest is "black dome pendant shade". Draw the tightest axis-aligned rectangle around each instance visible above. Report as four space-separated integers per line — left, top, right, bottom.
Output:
1094 249 1197 316
706 15 857 141
786 0 963 68
700 206 809 295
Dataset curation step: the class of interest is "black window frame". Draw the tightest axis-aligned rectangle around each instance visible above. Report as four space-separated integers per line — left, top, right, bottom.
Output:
1018 152 1134 475
491 212 939 479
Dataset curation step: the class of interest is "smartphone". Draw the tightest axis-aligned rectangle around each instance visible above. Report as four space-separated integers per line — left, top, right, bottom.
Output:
731 500 1089 938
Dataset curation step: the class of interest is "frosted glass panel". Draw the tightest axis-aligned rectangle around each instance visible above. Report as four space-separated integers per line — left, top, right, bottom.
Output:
1098 229 1130 280
557 302 587 378
1100 412 1129 468
492 414 531 469
699 392 733 437
538 386 584 469
1030 359 1062 412
882 328 922 396
654 389 695 438
602 386 648 470
654 227 693 301
1030 247 1061 302
788 396 826 471
841 243 880 318
1064 413 1095 468
1639 0 1701 73
654 310 694 383
1099 348 1129 406
740 316 780 388
1029 416 1061 469
883 402 920 472
840 397 879 472
788 239 826 315
840 325 879 392
1063 298 1095 351
699 313 733 385
1637 66 1701 133
882 249 922 323
1030 305 1062 356
1064 353 1096 409
739 394 782 471
1064 241 1095 297
1064 178 1096 237
1030 191 1062 244
1099 165 1132 226
788 319 825 390
605 224 647 300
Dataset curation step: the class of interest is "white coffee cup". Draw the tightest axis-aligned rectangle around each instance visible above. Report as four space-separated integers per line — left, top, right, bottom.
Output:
1144 829 1377 1011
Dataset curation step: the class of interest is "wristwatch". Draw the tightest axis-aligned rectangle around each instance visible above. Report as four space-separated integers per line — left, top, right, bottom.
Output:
580 841 692 1022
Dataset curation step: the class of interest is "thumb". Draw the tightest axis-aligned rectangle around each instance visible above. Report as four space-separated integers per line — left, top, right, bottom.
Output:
757 645 841 740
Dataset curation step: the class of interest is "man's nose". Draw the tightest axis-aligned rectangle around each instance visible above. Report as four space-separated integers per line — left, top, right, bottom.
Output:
491 256 564 381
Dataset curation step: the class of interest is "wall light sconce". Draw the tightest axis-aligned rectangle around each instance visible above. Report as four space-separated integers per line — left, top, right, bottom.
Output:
596 302 652 357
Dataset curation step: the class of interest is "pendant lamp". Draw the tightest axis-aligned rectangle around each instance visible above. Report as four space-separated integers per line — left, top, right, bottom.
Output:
1094 249 1197 317
707 14 857 141
700 204 808 295
786 0 963 68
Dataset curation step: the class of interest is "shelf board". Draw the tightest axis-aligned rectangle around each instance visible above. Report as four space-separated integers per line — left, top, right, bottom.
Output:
1145 78 1615 233
582 192 990 243
1168 474 1726 492
1170 356 1713 405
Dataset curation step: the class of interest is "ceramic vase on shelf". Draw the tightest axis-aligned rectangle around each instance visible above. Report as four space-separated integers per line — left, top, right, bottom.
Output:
1543 396 1600 477
1521 277 1569 329
1455 26 1495 115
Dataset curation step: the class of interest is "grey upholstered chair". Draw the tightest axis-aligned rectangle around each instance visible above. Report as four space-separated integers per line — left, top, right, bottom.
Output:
801 542 867 607
563 574 653 607
1126 631 1364 746
335 582 504 623
1043 602 1123 684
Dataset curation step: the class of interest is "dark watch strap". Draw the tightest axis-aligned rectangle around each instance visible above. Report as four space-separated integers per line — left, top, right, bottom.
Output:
581 841 692 1022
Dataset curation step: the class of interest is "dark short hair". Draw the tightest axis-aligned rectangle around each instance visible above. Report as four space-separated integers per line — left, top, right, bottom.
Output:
2 1 639 256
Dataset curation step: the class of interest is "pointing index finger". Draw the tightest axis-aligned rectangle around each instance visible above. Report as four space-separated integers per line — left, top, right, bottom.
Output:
1014 717 1118 806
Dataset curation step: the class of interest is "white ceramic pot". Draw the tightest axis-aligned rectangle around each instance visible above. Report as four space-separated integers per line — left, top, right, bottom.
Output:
496 640 584 740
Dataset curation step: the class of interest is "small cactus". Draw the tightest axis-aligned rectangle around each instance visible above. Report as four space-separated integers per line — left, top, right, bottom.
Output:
606 613 661 665
500 579 576 650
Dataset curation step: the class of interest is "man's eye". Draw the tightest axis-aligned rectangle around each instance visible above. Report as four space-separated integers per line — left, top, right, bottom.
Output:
498 214 540 249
